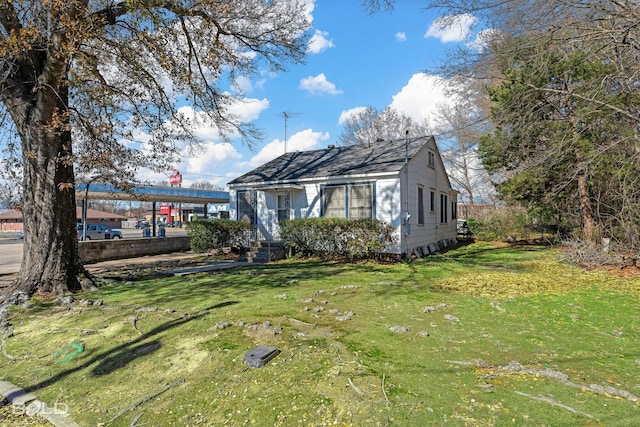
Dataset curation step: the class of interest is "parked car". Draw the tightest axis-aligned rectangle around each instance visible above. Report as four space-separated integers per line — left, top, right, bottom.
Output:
77 224 122 240
16 231 24 239
456 219 472 236
134 220 150 229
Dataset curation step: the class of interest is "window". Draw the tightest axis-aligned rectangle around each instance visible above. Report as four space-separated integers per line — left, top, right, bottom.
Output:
430 190 435 212
417 186 424 225
277 193 289 222
349 184 373 219
323 186 346 218
440 194 448 223
428 151 435 168
451 200 457 220
237 190 255 224
323 183 374 219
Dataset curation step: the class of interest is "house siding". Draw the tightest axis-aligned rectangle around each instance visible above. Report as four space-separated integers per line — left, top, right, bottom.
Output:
299 184 321 218
374 178 402 253
400 140 457 255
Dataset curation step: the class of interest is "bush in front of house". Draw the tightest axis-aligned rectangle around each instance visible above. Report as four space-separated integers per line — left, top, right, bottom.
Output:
187 219 250 253
279 218 396 260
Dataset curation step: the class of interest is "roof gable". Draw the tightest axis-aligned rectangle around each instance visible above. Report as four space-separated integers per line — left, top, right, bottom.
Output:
415 136 454 190
229 136 436 186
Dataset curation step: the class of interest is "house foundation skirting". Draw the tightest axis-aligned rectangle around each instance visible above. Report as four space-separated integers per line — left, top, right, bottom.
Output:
410 238 458 258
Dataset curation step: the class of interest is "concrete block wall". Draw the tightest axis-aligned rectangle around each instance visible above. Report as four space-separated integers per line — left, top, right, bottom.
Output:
79 237 191 264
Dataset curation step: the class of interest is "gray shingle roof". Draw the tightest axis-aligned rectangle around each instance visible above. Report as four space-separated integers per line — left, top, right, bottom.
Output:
228 136 433 185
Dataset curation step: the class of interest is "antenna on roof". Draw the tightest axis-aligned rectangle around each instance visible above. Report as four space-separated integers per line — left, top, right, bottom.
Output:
279 111 301 153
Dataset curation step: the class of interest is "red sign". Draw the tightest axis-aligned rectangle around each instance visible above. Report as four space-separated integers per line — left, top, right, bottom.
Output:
169 169 182 186
160 204 172 215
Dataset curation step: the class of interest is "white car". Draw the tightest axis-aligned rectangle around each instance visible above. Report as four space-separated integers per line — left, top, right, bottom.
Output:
77 224 122 240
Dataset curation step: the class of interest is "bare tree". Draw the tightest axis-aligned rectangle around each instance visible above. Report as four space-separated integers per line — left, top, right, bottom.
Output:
0 0 310 297
190 181 225 191
360 0 395 14
433 78 494 206
339 107 432 146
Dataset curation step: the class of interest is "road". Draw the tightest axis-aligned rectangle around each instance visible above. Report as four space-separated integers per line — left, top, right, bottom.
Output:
0 228 187 276
0 238 23 275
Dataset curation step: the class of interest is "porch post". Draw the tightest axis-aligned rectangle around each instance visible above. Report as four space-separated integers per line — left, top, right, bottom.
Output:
152 202 156 237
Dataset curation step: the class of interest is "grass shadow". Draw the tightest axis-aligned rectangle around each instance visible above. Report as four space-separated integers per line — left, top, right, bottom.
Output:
92 340 162 375
91 261 355 310
23 301 237 393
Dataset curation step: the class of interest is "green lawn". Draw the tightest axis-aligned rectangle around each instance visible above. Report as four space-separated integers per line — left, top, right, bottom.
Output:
2 242 639 426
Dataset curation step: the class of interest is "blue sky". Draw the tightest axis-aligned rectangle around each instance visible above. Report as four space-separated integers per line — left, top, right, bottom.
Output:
141 1 482 189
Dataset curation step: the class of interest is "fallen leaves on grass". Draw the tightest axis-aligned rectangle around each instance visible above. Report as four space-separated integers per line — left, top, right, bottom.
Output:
431 256 639 299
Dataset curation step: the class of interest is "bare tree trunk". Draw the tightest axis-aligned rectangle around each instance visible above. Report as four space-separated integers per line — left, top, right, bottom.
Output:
566 84 596 245
575 151 595 243
461 155 475 206
7 85 89 297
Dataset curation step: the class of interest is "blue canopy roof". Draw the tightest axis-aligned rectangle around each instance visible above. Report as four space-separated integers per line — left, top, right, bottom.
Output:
76 183 229 204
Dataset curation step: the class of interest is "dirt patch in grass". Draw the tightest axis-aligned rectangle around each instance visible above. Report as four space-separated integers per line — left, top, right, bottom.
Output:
594 264 640 278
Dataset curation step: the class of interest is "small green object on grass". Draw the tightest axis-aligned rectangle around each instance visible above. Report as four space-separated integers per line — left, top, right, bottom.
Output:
54 339 85 363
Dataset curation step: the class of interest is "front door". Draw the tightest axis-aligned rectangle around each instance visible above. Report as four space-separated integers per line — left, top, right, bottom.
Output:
237 190 257 241
273 192 291 241
277 192 290 223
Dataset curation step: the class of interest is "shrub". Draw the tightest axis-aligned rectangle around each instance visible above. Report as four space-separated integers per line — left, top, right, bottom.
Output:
465 205 568 242
279 218 396 260
187 219 250 253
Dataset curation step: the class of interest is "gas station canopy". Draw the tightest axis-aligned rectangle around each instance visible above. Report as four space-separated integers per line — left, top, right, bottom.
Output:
75 183 229 205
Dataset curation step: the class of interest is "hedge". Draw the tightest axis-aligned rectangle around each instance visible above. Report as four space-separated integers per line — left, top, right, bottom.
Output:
187 219 250 253
279 217 396 260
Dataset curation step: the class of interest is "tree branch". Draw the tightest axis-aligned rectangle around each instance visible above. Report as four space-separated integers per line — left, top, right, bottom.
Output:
0 1 23 36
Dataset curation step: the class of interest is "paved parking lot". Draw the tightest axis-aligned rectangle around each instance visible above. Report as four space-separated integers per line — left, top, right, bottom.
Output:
0 238 22 276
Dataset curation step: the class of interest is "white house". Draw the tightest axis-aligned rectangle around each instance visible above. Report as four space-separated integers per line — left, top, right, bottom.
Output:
227 136 459 256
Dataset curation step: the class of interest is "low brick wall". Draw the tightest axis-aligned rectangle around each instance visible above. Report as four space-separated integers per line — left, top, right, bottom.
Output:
79 236 191 264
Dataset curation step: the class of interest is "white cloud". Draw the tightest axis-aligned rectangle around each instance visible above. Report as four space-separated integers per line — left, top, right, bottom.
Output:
395 32 407 42
338 106 368 125
467 28 501 52
184 141 242 175
173 97 269 141
232 75 253 94
307 30 335 53
242 129 330 169
302 0 316 25
134 169 172 185
299 73 343 95
390 73 454 125
425 13 478 43
225 97 269 123
131 97 268 184
128 129 152 145
135 141 243 187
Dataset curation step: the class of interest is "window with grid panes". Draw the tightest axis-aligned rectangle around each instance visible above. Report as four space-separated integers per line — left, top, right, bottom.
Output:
349 184 372 219
323 186 346 218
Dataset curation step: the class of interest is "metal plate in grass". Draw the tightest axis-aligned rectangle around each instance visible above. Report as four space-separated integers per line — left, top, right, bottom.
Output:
244 346 280 368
